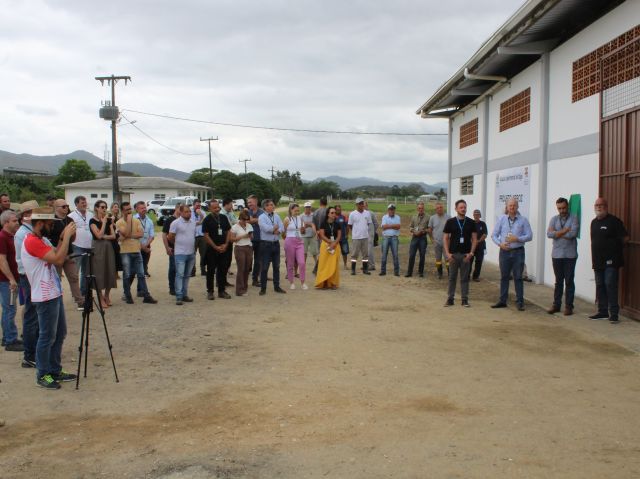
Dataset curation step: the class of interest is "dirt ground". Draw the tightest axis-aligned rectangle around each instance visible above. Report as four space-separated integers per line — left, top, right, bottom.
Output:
1 244 639 479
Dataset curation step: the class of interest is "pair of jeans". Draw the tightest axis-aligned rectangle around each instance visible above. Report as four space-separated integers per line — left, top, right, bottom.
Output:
406 236 426 276
260 240 281 290
35 296 66 378
471 248 485 279
73 245 92 296
380 236 400 274
206 247 230 293
121 252 149 299
195 236 208 274
499 247 525 305
168 254 176 293
141 249 151 276
174 254 195 300
552 257 577 309
251 241 262 282
594 267 620 316
447 253 471 301
0 281 18 345
19 275 38 361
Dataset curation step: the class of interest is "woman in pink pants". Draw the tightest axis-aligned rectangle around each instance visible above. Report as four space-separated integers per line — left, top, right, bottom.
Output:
283 203 307 290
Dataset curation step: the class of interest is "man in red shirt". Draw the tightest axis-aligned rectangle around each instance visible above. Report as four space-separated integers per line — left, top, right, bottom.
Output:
0 210 22 351
22 208 77 389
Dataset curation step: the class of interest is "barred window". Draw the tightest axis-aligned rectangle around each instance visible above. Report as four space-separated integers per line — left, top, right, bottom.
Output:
499 88 531 132
460 176 474 195
460 118 479 148
154 194 166 200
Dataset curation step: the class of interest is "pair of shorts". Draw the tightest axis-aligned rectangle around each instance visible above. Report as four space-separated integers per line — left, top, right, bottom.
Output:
340 240 349 255
303 236 319 256
351 238 369 261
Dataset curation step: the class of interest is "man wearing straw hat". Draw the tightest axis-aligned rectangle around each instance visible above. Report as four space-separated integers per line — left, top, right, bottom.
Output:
21 207 77 389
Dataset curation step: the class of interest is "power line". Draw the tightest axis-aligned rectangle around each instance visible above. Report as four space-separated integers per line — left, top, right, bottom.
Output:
120 113 205 156
121 108 446 136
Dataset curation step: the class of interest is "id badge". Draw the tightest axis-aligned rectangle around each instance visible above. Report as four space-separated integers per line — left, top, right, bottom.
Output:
295 230 301 238
218 228 223 236
459 237 464 244
330 235 335 241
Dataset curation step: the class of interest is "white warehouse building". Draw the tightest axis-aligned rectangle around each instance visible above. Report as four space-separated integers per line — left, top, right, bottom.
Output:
417 0 639 319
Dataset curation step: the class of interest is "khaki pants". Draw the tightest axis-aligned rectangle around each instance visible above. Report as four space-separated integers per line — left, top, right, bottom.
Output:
56 257 83 306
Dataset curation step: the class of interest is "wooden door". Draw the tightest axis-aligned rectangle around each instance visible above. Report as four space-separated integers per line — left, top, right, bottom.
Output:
600 108 640 320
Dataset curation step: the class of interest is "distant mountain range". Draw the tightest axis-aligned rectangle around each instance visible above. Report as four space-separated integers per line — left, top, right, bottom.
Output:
0 150 447 191
312 175 447 193
0 149 190 180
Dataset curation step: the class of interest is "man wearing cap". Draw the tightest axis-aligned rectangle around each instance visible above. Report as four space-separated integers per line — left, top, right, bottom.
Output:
14 201 41 367
47 199 83 309
21 207 77 389
379 204 401 276
348 198 372 275
470 209 488 282
428 203 450 279
68 195 93 297
300 202 318 267
405 201 429 278
364 201 378 271
0 209 23 351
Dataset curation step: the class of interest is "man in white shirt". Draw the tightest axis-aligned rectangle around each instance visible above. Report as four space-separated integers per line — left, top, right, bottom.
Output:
67 195 93 296
347 198 372 276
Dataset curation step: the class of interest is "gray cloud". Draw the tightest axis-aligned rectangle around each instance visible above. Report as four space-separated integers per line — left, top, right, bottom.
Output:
0 0 523 183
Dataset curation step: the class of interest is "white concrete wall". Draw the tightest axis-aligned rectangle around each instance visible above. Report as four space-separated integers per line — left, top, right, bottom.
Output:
549 1 640 144
451 103 484 165
488 61 541 161
64 188 204 211
543 153 600 301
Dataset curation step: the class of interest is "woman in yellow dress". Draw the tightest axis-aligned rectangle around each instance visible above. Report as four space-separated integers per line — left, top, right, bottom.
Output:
315 206 342 289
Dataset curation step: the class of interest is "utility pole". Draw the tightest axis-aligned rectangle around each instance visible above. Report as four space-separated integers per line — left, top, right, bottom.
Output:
200 137 219 192
268 166 276 181
239 158 252 198
96 75 131 204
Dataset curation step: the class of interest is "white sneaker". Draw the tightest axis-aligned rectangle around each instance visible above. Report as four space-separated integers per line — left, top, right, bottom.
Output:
290 283 296 290
302 284 308 290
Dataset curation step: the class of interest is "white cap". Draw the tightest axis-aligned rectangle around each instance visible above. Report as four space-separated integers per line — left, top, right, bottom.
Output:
304 201 312 208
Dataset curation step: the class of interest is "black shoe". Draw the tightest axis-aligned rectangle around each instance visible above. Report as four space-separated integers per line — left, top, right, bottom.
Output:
609 315 619 324
404 273 412 278
589 312 609 320
51 370 77 382
143 295 158 304
219 292 231 299
169 290 176 296
37 374 61 390
125 296 134 304
207 292 216 300
379 272 386 276
394 272 400 277
22 358 36 368
182 296 194 302
444 298 454 307
252 280 261 287
274 287 287 294
491 302 507 309
517 304 525 311
418 273 424 278
5 342 24 352
201 271 206 276
461 300 470 307
137 291 145 298
259 289 266 296
547 305 561 314
472 277 480 282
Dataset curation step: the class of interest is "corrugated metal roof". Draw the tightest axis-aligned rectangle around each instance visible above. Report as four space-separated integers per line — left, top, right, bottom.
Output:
416 0 626 117
59 176 209 190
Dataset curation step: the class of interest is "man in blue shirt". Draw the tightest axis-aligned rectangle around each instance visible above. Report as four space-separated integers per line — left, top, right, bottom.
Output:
379 204 401 276
491 198 533 311
546 197 579 316
258 199 287 295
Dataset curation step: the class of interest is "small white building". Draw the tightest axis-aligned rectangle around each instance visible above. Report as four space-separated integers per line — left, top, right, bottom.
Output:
60 176 209 208
416 0 639 319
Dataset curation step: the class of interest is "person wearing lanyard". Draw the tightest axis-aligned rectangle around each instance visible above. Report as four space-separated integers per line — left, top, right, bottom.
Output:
191 199 208 277
68 195 93 297
491 198 533 311
258 199 287 295
379 204 401 277
546 197 579 316
283 203 307 290
134 201 155 278
442 199 477 307
202 200 232 300
315 206 342 289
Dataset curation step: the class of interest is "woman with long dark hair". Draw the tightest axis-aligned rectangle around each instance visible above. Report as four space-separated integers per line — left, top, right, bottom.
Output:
89 200 117 307
315 206 342 289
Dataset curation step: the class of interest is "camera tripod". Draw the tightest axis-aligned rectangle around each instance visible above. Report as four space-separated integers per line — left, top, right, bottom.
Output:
73 251 119 389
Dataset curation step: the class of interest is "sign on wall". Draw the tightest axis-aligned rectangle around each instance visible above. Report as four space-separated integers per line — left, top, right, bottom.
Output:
494 166 530 221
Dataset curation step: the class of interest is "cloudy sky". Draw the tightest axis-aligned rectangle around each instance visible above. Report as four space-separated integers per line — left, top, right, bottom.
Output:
0 0 524 183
